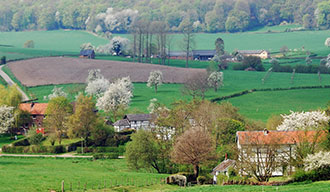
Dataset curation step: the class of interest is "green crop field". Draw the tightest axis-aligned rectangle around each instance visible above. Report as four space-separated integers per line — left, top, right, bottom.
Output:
0 28 329 62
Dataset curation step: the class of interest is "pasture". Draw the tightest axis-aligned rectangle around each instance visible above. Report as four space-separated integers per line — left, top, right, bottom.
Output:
0 28 329 62
0 156 329 192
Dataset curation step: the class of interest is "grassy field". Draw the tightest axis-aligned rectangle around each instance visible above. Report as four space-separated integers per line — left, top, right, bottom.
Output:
26 70 330 122
228 88 330 121
0 157 170 192
0 156 329 192
0 28 329 62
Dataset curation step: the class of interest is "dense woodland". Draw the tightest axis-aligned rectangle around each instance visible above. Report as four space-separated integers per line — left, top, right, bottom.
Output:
0 0 329 33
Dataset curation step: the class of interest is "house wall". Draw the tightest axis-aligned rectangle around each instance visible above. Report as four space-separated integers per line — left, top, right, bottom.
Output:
130 120 150 130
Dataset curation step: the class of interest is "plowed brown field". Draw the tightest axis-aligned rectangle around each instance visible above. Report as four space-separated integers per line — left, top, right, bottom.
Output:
8 57 206 86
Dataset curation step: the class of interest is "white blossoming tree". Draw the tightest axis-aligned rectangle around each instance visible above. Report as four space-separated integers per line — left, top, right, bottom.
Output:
0 105 15 134
85 77 110 98
304 151 330 171
114 76 133 94
207 71 223 92
80 43 95 51
110 36 130 55
276 110 329 131
86 69 103 83
45 86 68 100
325 37 330 48
96 77 133 121
147 98 158 113
326 54 330 68
147 70 163 93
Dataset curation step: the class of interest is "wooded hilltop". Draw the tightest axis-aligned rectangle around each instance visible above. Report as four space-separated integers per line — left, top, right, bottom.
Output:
1 0 329 33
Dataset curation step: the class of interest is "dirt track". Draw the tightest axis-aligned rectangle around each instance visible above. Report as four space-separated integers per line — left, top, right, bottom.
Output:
8 57 206 87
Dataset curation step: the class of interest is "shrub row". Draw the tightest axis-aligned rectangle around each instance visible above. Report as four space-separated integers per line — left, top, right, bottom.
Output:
211 85 330 102
92 153 120 159
2 145 65 154
12 137 30 146
293 167 330 182
76 146 125 155
272 64 330 74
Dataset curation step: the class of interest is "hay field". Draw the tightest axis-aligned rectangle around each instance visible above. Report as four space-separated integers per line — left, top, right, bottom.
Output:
8 57 206 86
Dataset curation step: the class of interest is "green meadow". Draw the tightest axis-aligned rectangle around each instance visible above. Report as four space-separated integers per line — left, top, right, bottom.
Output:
0 156 329 192
26 70 330 122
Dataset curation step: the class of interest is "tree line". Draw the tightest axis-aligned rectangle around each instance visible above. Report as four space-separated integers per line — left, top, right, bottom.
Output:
1 0 329 32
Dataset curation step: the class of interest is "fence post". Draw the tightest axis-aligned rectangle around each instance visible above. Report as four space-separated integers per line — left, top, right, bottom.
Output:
78 181 80 190
84 182 87 191
104 179 106 189
61 180 64 192
70 182 72 191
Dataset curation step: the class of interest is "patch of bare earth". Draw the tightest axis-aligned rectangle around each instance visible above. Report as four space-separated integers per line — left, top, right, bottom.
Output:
8 57 206 87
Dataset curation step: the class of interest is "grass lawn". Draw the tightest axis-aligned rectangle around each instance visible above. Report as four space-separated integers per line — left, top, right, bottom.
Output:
0 134 24 148
173 181 330 192
0 157 329 192
0 157 170 192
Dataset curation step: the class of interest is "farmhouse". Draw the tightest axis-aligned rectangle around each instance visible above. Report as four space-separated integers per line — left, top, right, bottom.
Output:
211 157 236 184
168 50 216 61
19 103 48 134
80 49 95 59
113 113 153 132
237 50 270 59
236 129 324 176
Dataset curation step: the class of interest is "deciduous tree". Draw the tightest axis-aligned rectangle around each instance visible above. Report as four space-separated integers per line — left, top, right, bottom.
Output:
182 72 209 99
171 128 215 179
66 94 97 141
207 71 223 92
44 97 73 144
147 70 163 93
0 105 15 134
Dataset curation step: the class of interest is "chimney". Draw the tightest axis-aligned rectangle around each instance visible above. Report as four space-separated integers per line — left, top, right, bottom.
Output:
225 153 228 161
263 128 269 135
31 102 35 108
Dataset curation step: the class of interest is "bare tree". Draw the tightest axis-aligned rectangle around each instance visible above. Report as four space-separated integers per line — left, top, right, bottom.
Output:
180 20 195 68
171 128 215 179
182 72 209 99
237 131 288 182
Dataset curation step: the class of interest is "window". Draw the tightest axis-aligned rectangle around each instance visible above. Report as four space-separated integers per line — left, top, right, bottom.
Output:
32 115 37 119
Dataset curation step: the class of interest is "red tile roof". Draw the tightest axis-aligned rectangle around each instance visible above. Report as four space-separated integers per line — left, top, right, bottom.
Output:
19 103 48 115
212 159 235 175
237 130 325 145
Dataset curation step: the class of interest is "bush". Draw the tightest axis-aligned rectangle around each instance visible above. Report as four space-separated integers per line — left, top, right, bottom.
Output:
242 56 265 71
12 137 30 146
217 174 228 185
23 40 34 48
0 56 6 64
76 146 125 155
293 167 330 182
176 172 196 182
197 176 206 185
27 130 44 145
1 145 66 154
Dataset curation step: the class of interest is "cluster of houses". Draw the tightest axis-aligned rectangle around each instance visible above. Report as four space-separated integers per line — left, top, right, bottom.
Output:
80 48 270 61
18 102 320 184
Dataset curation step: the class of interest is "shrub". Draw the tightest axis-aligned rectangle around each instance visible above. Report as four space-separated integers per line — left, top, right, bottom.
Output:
23 40 34 48
27 130 44 145
0 56 6 64
176 172 196 182
197 176 206 185
217 173 228 185
1 145 66 154
12 137 30 146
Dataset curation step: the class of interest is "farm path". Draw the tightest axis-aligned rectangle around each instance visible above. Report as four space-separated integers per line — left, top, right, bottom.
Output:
0 64 29 101
0 153 93 158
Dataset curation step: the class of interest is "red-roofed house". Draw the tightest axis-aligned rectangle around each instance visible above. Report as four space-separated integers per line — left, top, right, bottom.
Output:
19 103 48 134
236 129 325 176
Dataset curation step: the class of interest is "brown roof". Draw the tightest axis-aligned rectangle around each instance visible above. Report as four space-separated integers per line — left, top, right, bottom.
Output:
19 103 48 115
113 119 130 127
124 114 152 121
212 159 235 175
237 130 325 145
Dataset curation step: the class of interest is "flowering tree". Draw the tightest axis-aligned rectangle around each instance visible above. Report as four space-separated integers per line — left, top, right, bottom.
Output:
147 70 163 93
277 110 329 131
80 43 95 51
45 86 68 100
304 151 330 171
207 71 223 92
86 69 103 83
110 36 130 55
96 77 133 120
325 38 330 47
85 78 110 98
0 105 15 134
114 76 133 94
326 54 330 68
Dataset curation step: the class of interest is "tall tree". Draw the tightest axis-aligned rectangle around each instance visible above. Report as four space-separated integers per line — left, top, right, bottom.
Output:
44 96 73 144
66 94 97 141
180 18 195 68
0 105 15 134
147 70 163 93
171 128 215 179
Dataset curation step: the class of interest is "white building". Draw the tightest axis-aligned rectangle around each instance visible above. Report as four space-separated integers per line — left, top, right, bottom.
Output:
113 114 153 132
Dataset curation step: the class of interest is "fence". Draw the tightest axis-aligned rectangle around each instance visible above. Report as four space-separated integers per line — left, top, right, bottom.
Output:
57 177 168 192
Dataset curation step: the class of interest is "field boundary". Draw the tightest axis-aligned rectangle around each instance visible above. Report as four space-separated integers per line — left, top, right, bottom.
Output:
211 85 330 102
